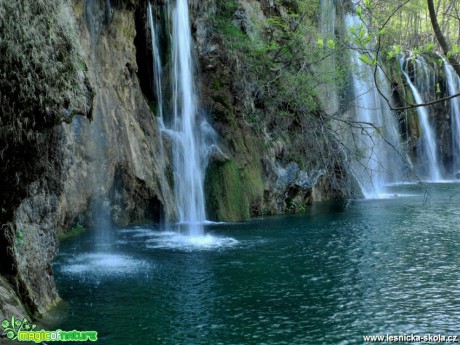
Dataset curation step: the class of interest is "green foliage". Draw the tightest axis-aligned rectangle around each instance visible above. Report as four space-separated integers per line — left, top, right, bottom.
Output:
57 222 86 240
213 0 340 121
0 1 92 143
286 199 306 213
357 0 460 60
359 55 377 66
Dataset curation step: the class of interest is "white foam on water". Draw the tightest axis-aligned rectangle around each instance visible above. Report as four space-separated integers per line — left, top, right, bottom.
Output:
145 232 239 251
422 179 460 184
203 220 227 225
59 253 150 276
377 193 420 199
118 228 153 234
384 181 421 187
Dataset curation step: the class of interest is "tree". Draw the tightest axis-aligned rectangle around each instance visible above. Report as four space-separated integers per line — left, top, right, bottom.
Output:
427 0 460 76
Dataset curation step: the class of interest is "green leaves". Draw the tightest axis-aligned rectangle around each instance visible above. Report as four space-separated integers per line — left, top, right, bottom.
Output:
359 55 377 66
424 43 434 53
318 38 336 49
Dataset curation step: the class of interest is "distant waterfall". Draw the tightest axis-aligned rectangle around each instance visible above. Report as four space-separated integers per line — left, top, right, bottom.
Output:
148 1 216 235
400 56 443 181
345 14 404 198
443 62 460 179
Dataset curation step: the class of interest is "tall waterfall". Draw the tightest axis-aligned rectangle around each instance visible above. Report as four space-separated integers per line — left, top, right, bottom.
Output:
148 0 215 236
171 0 207 235
400 56 443 181
443 62 460 179
345 14 404 198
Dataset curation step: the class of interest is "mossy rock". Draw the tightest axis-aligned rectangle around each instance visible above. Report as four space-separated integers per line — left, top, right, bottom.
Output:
57 223 86 241
205 160 250 221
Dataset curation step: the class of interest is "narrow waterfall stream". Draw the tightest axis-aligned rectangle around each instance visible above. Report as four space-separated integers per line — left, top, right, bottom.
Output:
400 56 443 181
148 0 216 236
443 62 460 179
147 3 164 121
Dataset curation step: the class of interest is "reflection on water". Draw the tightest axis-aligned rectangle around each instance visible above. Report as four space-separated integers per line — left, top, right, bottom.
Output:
53 183 460 344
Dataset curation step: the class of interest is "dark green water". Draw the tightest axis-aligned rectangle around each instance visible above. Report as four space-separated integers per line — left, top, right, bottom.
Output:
53 183 460 344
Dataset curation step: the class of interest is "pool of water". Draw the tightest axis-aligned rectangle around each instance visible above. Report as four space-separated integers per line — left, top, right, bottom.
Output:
52 183 460 344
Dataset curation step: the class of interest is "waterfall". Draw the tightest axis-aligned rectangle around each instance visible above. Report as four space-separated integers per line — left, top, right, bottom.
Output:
318 0 339 115
443 61 460 179
400 56 443 181
147 3 164 120
170 0 207 235
345 14 404 198
148 0 216 236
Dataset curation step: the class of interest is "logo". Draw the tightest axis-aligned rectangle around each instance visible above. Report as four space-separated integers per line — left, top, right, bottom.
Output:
1 316 98 343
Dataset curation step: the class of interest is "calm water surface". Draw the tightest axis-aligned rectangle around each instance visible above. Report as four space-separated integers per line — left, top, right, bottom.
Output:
53 183 460 344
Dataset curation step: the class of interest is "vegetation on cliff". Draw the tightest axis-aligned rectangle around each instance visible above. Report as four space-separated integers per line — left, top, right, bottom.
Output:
0 0 92 143
198 0 358 219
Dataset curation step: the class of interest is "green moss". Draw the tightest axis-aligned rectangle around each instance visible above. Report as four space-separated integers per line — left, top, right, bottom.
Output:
57 223 86 241
205 160 249 221
240 162 264 211
211 81 222 91
403 84 421 138
211 91 237 126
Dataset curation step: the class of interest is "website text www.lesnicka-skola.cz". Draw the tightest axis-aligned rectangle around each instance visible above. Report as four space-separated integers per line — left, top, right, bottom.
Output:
363 334 459 343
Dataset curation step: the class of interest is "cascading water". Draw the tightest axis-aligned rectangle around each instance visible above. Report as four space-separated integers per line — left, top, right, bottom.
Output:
170 0 207 235
400 56 443 181
147 3 164 120
443 61 460 179
345 14 404 198
148 0 216 236
319 0 339 115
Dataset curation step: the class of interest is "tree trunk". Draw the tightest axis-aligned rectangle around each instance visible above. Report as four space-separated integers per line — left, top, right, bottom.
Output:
427 0 460 77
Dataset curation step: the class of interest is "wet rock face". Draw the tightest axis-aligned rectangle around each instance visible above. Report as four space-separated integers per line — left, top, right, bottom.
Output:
59 0 176 228
1 0 175 317
0 276 28 322
0 0 90 317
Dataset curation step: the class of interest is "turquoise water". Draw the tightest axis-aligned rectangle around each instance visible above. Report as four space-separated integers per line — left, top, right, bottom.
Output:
53 183 460 344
